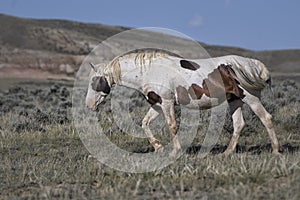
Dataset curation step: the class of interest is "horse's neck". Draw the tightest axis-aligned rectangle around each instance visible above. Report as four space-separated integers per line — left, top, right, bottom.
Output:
118 59 144 90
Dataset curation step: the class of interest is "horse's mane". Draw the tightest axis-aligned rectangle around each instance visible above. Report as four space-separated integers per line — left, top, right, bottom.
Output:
102 48 182 84
122 48 182 58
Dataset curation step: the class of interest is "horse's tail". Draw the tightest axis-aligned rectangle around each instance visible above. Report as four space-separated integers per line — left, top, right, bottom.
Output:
228 58 271 91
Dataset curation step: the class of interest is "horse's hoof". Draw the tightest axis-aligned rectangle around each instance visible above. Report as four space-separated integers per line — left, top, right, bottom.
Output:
222 151 232 158
169 148 182 157
155 145 164 153
272 151 282 156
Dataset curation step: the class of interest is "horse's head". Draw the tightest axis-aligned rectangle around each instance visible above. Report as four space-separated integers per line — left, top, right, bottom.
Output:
85 63 111 111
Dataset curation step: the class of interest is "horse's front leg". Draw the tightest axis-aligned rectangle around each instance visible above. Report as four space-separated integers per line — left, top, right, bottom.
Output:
142 107 163 152
242 90 280 155
161 99 181 156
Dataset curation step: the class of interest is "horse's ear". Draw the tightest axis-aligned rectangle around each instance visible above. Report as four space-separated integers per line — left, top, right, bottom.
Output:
90 62 97 72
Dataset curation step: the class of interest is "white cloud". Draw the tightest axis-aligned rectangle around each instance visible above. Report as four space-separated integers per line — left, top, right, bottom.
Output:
189 15 204 28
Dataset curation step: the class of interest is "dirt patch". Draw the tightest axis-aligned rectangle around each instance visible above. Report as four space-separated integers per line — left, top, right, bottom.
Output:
0 67 74 80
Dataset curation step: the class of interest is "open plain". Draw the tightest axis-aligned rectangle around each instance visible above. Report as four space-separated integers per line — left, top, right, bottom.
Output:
0 14 300 199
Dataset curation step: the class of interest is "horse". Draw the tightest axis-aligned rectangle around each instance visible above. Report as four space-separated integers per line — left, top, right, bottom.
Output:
85 49 280 156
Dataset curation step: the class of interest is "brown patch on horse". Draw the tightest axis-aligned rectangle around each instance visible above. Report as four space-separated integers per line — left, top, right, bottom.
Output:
201 68 225 99
174 65 243 104
218 64 244 99
201 64 244 101
147 91 162 105
91 76 111 94
176 86 191 104
188 84 204 99
180 60 200 71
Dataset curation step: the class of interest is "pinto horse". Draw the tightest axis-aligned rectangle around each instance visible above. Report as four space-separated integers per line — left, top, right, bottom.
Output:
85 49 280 156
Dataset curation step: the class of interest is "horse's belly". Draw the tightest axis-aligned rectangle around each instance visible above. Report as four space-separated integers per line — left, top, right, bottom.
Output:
180 95 220 110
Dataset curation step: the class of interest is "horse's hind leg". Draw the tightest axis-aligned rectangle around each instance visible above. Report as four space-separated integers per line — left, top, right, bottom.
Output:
243 90 280 154
224 99 245 156
142 107 163 152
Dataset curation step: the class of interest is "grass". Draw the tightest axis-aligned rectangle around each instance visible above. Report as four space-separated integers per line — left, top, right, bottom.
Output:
0 77 299 199
1 122 300 199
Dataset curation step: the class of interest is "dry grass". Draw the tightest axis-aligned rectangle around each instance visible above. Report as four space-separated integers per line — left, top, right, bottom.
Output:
0 77 299 199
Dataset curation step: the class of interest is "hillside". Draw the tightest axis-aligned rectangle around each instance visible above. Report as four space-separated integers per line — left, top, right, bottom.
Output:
1 14 300 199
0 14 299 78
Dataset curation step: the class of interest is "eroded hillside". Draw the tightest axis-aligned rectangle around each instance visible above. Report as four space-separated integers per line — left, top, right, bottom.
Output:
0 14 299 78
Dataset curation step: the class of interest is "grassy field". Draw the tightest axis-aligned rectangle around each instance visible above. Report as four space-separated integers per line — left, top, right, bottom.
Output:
0 77 299 199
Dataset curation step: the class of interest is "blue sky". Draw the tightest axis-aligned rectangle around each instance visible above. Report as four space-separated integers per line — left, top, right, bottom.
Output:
0 0 299 50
